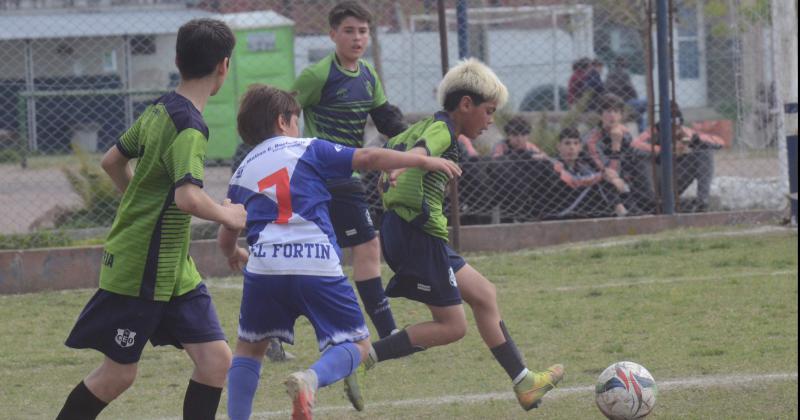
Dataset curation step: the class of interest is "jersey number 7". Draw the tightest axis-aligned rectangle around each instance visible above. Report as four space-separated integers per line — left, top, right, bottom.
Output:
258 168 292 224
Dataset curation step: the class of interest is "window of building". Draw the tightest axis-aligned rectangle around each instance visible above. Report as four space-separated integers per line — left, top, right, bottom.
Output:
130 35 156 55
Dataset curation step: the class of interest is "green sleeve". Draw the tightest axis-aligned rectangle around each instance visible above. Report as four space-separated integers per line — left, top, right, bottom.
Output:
419 122 453 157
292 66 323 108
117 114 143 158
365 61 388 109
162 128 207 186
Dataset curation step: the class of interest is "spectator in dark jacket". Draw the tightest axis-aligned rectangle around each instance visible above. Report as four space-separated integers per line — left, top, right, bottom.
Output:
539 127 628 219
584 94 654 213
491 115 547 159
632 102 724 212
605 56 646 133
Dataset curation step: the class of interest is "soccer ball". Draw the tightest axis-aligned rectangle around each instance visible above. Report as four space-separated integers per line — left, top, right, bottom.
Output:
595 361 657 419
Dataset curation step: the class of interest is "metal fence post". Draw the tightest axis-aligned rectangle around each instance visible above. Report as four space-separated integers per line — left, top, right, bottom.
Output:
656 0 675 215
772 0 798 225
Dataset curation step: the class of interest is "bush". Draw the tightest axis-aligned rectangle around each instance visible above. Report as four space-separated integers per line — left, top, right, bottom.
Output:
0 230 74 250
57 146 121 228
0 130 24 164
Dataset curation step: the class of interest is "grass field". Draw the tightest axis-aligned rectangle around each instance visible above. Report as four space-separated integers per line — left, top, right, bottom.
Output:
0 226 797 419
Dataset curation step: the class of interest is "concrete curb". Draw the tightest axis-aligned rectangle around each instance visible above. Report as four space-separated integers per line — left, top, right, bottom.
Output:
0 210 782 295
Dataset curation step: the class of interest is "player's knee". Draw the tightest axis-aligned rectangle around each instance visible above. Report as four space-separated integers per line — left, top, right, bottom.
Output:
467 281 497 311
116 367 137 390
196 344 233 381
441 318 468 343
211 347 234 378
96 363 137 395
353 237 380 261
480 281 498 307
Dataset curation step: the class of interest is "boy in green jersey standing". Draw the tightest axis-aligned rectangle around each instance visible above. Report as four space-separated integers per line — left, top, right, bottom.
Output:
56 19 245 420
292 0 405 341
368 58 565 412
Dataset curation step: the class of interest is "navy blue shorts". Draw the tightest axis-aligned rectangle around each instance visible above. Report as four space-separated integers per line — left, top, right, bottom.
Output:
65 283 226 364
327 177 376 248
238 272 370 351
380 211 466 307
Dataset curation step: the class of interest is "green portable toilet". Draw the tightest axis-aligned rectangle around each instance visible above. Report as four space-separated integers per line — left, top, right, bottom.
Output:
204 11 295 161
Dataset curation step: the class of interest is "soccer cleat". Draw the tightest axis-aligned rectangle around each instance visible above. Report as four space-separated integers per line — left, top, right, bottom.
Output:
343 365 365 411
513 364 565 411
285 371 316 420
266 337 296 362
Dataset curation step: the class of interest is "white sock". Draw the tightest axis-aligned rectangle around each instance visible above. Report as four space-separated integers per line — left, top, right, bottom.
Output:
304 369 319 391
512 368 530 386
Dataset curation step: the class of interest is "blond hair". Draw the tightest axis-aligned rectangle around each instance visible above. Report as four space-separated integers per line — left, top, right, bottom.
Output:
437 58 509 109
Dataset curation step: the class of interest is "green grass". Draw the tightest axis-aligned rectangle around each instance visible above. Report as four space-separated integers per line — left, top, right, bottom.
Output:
0 227 796 419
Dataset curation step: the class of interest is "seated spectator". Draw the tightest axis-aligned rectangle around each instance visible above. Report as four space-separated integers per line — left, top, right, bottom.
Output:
632 102 724 212
584 93 654 213
605 56 647 133
491 115 547 159
538 127 628 219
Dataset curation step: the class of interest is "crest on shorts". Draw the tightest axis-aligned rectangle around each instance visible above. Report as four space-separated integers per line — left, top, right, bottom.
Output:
448 268 458 287
364 209 373 226
115 329 137 348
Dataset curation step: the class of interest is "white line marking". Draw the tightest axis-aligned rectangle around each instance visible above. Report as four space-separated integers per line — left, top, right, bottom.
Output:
150 372 797 419
247 372 798 419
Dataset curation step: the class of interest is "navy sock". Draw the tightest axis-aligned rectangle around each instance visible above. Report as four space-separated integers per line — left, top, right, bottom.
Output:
56 381 107 420
310 342 361 388
227 357 261 420
183 379 222 420
372 329 425 362
356 277 397 338
490 321 527 381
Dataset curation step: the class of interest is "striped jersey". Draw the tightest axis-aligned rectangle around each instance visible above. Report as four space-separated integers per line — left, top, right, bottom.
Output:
100 92 206 301
292 53 387 148
381 112 459 240
228 136 356 277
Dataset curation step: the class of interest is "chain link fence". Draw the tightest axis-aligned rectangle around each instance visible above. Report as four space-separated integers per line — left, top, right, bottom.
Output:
0 0 790 235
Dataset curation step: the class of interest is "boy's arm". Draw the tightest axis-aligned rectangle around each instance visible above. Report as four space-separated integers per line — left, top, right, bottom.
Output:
174 184 246 230
369 102 407 139
291 66 323 108
352 146 461 183
217 224 248 272
101 146 133 193
364 63 405 138
631 128 661 155
104 112 144 193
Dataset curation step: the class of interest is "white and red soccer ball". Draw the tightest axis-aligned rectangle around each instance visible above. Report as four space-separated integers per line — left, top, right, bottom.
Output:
595 361 658 419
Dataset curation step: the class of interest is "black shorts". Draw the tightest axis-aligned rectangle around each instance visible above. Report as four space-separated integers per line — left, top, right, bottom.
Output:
327 177 377 248
65 283 226 364
380 211 466 307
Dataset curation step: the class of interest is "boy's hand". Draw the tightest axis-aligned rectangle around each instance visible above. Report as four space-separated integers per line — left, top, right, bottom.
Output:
222 199 247 231
388 168 406 187
227 246 249 272
421 157 462 179
610 125 627 151
603 168 629 193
